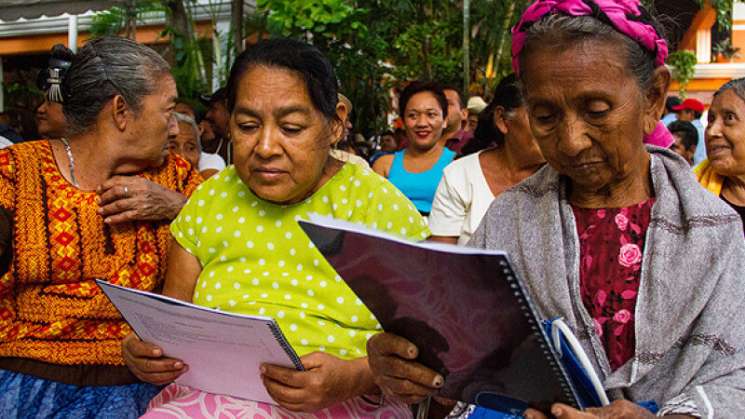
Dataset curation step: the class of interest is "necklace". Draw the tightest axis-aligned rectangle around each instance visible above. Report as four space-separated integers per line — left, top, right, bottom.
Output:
60 138 80 187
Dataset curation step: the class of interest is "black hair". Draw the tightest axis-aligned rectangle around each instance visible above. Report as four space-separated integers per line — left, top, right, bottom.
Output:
462 74 524 155
36 44 75 93
226 38 338 120
441 84 465 108
667 120 698 151
665 95 681 114
398 81 449 120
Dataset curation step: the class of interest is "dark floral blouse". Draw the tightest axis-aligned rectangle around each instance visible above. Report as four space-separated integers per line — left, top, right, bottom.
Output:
572 198 655 371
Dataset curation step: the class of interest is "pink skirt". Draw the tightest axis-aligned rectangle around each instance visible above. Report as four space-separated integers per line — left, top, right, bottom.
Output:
142 383 413 419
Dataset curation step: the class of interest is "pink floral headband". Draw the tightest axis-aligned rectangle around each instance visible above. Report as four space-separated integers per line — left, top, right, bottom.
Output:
511 0 668 75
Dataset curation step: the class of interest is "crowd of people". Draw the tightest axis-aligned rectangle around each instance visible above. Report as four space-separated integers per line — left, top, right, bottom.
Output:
0 0 744 418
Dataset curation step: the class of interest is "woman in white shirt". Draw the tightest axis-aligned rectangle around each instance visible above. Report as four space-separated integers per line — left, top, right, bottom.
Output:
429 75 545 245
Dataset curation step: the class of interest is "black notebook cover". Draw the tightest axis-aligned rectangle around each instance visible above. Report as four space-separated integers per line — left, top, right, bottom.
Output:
299 217 581 413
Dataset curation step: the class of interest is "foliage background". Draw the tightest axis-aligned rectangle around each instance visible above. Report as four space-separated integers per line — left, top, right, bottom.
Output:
8 0 743 138
252 0 531 135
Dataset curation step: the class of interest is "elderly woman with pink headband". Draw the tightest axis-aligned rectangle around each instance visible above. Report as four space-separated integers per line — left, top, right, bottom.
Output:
366 1 745 418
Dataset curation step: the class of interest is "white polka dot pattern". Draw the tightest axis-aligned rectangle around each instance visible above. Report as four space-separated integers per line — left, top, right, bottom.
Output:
171 163 430 359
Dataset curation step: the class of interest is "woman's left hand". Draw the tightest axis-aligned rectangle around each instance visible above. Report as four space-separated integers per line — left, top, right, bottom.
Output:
525 401 660 419
97 176 187 224
261 352 376 413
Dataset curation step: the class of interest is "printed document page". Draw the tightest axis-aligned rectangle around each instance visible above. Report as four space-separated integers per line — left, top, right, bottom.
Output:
97 280 301 404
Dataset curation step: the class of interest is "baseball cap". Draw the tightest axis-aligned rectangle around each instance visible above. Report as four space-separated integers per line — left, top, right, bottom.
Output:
672 98 705 113
467 96 488 114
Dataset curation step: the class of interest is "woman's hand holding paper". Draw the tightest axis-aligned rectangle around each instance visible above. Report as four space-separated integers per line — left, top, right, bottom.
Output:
260 352 376 413
122 333 188 385
366 332 444 405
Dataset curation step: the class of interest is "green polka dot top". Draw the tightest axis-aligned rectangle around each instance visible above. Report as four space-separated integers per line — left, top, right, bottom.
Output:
171 163 430 359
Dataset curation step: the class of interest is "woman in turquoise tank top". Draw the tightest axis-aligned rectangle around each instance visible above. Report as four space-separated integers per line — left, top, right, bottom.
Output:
373 81 456 215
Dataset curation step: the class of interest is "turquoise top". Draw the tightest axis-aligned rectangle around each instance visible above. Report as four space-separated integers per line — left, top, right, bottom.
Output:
388 147 456 214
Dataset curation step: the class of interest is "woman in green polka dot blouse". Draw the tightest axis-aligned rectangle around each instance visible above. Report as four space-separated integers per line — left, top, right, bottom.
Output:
123 39 430 418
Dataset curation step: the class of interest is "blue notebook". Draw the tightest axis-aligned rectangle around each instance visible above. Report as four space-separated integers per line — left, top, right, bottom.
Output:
469 318 659 418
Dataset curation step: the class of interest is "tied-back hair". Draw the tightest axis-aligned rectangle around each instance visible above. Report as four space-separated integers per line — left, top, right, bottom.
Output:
61 36 171 136
37 44 75 103
714 77 745 104
398 81 449 120
462 74 523 155
519 4 666 91
226 38 339 120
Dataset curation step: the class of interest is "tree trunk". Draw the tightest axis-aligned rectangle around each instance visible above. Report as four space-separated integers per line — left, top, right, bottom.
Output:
463 0 470 94
123 0 137 40
493 0 517 77
232 0 245 54
167 0 193 39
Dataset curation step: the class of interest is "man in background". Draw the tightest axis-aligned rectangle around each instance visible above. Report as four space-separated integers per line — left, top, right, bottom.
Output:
673 98 706 165
171 102 225 176
200 87 231 163
667 120 698 166
441 85 471 154
661 95 681 126
465 96 487 133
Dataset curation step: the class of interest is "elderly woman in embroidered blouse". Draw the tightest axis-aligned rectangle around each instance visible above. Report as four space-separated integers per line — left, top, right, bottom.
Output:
0 37 201 418
122 38 429 419
367 1 745 418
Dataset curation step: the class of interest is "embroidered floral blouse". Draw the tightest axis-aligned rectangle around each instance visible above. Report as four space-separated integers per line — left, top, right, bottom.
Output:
572 198 655 371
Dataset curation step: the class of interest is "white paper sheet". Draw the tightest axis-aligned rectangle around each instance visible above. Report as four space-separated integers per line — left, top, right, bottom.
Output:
97 280 302 404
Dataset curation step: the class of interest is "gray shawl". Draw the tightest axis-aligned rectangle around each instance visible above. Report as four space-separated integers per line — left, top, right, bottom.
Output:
469 147 745 417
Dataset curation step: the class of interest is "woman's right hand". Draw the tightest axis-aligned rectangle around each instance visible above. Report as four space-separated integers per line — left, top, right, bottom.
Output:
122 333 188 385
367 332 444 405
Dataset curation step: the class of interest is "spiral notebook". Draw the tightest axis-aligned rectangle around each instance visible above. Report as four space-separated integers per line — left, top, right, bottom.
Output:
96 280 303 404
299 216 582 414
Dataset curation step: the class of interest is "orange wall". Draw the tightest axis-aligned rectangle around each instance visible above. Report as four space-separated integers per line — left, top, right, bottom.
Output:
0 21 213 56
680 1 717 52
733 19 745 63
670 78 731 92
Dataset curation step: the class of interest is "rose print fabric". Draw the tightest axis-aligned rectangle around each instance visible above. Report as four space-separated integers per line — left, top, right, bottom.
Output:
572 199 655 371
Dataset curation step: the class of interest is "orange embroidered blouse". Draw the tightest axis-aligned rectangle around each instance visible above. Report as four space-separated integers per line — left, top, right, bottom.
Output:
0 141 201 366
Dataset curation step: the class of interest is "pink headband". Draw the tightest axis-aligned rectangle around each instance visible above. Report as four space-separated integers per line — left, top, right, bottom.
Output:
511 0 672 148
511 0 668 75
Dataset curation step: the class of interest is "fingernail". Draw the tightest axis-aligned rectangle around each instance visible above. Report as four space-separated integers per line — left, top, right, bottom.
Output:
552 406 562 416
174 361 183 369
152 349 161 357
95 196 101 204
260 365 266 374
432 375 444 388
407 346 417 357
104 218 111 223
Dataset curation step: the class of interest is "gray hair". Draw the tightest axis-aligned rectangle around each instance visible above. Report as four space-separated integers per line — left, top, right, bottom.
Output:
61 36 171 135
173 111 202 151
715 77 745 104
520 14 661 91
